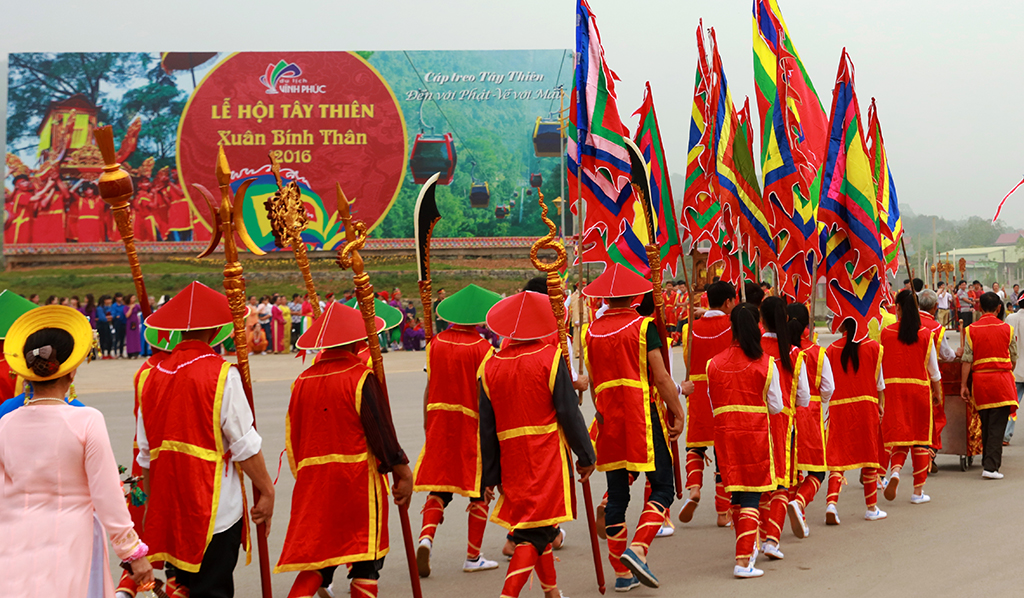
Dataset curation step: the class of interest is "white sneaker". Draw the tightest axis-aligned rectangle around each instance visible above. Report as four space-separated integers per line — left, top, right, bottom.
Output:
763 542 784 560
910 493 931 504
316 584 336 598
982 470 1004 480
883 471 899 501
787 500 809 539
463 555 499 572
416 538 432 577
116 592 133 598
734 553 763 578
656 525 674 537
864 507 887 521
825 503 840 525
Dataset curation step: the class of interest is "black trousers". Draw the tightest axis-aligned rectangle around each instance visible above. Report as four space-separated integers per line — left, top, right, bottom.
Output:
605 403 675 528
291 322 302 349
174 519 243 598
980 406 1012 472
511 526 560 555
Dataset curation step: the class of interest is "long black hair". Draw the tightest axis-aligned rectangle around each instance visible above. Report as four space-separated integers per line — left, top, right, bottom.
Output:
895 289 920 345
787 302 810 343
760 296 793 373
840 319 860 373
731 303 763 361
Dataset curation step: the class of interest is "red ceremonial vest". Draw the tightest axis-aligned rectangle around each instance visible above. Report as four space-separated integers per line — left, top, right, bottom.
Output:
824 339 883 471
482 341 575 529
762 338 803 487
140 341 247 572
879 324 935 447
795 340 828 471
664 291 678 325
920 312 944 352
967 314 1017 409
707 346 775 493
277 349 390 571
584 308 659 472
414 326 493 496
685 313 732 448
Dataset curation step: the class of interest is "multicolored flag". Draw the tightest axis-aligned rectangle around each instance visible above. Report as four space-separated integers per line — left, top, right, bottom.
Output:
709 28 776 276
681 23 721 246
866 98 902 276
819 49 884 340
753 1 828 303
567 0 637 245
633 82 682 276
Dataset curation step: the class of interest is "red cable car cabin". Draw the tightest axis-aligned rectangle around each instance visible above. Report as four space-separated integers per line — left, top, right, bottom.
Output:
410 132 457 185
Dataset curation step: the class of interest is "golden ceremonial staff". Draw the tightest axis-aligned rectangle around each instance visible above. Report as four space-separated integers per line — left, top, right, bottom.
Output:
624 138 684 499
531 191 607 594
190 148 274 598
94 126 152 318
335 185 423 598
265 154 322 318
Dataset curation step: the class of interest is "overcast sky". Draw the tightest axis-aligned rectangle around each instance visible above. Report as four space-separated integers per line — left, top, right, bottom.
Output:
4 0 1023 226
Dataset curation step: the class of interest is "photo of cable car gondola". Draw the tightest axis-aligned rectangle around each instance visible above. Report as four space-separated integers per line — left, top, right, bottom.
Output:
469 161 490 208
532 116 563 157
409 90 457 185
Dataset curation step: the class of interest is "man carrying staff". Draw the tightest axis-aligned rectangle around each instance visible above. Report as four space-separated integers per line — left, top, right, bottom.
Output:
137 281 276 598
414 284 503 577
679 281 737 527
583 264 690 591
961 291 1018 480
479 291 595 598
276 302 412 598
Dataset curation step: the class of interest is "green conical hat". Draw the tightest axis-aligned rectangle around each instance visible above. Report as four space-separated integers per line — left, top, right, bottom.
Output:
343 298 405 330
144 323 234 352
437 284 502 325
0 291 38 339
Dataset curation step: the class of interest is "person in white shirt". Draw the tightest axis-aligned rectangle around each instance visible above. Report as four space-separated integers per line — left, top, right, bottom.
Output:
935 281 952 328
1003 296 1024 444
994 282 1006 303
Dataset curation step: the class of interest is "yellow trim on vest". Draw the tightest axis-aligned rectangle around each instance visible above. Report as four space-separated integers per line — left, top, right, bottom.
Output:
426 403 479 419
296 452 369 470
974 356 1011 366
712 404 768 416
549 349 562 394
829 395 879 406
689 374 708 382
150 441 221 461
828 461 882 472
594 378 644 394
497 422 559 441
883 377 930 387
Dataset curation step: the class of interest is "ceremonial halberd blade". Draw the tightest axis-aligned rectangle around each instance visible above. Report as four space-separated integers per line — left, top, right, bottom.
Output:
414 172 442 282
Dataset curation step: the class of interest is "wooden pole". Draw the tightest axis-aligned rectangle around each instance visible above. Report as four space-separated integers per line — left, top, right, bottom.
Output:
336 186 423 598
531 192 605 594
94 126 152 318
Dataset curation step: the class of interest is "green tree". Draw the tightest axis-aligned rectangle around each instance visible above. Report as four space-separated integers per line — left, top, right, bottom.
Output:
6 52 151 151
113 65 188 170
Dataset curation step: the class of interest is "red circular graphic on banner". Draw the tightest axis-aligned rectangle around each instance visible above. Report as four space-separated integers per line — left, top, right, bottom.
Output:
177 52 407 237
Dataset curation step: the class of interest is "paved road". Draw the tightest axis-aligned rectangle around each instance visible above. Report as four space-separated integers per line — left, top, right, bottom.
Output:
76 328 1022 597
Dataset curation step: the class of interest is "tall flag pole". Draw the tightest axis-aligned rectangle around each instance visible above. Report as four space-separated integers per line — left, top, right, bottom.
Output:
993 177 1024 222
753 0 828 302
633 82 683 276
708 27 775 284
568 0 636 245
818 49 884 340
681 22 721 247
866 98 902 281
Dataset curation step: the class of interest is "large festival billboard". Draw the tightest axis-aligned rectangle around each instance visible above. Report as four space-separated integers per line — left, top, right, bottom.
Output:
4 50 572 253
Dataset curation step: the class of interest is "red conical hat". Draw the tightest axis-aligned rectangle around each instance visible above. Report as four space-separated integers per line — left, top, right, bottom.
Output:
297 302 385 350
486 291 557 341
144 281 233 331
583 263 652 298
